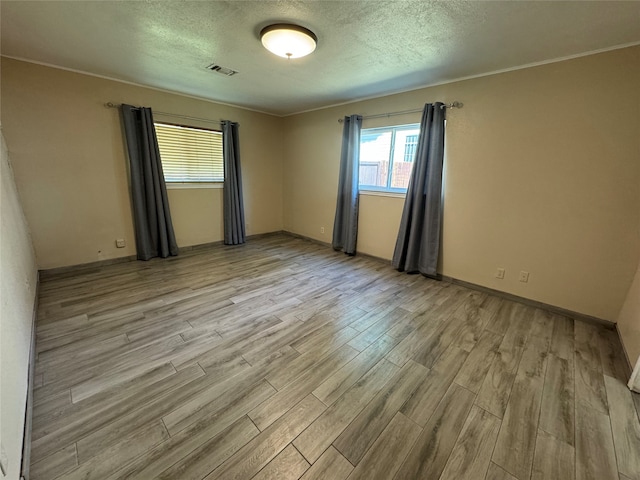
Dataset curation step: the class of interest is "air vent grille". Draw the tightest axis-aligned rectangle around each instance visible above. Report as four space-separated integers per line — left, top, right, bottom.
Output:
206 64 238 76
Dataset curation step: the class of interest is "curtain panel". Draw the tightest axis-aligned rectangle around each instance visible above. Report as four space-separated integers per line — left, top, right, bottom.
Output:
121 104 178 261
392 102 446 277
332 114 363 255
222 120 246 245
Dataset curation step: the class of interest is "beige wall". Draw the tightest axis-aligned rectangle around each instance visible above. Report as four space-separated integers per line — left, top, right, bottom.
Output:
167 187 224 248
283 46 640 322
1 58 284 269
1 129 38 480
618 260 640 373
2 48 639 322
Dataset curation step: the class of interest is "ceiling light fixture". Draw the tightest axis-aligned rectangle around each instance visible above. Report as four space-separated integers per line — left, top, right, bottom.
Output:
260 24 317 59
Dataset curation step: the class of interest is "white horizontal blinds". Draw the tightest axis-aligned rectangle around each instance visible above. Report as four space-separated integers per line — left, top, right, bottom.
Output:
154 122 224 182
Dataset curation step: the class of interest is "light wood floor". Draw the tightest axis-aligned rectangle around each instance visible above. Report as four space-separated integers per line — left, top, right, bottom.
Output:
30 234 640 480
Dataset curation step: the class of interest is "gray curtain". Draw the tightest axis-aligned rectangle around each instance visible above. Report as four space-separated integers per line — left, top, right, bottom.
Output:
121 104 178 261
222 120 246 245
332 115 363 255
392 102 446 277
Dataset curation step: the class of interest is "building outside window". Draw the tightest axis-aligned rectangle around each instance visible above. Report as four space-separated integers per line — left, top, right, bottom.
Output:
359 124 420 193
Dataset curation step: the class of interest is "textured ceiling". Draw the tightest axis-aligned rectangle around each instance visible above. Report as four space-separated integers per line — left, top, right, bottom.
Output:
2 1 639 115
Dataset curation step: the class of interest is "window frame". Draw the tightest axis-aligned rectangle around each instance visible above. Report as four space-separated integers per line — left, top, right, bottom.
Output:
154 121 224 187
358 123 420 194
403 134 419 163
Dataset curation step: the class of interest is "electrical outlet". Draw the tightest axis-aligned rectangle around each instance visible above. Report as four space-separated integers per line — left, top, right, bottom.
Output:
320 226 325 234
519 271 530 283
496 268 505 279
116 239 126 248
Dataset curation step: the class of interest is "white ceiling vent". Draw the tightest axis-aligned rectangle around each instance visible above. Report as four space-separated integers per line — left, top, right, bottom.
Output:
206 64 238 76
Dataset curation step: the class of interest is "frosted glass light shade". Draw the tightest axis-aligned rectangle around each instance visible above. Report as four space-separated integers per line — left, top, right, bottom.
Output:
260 24 317 59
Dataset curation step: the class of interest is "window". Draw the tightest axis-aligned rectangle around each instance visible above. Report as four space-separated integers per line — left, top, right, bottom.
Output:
154 122 223 183
359 124 420 193
403 135 419 162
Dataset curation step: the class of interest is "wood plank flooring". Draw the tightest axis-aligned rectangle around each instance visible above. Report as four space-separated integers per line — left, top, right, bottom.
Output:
31 234 640 479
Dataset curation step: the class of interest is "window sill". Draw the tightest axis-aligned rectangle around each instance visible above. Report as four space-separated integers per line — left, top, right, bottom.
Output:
359 189 406 199
166 183 223 190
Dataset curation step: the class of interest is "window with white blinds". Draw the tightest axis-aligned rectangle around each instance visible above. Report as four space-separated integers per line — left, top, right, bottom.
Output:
154 122 224 183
